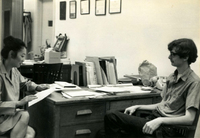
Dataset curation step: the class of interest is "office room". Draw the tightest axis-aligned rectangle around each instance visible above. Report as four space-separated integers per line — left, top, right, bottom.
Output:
0 0 200 138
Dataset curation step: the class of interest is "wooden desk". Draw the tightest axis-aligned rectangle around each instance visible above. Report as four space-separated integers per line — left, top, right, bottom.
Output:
19 64 72 82
28 91 161 138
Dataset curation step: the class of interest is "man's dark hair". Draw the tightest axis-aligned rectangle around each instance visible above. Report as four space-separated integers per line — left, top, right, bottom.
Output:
168 38 198 65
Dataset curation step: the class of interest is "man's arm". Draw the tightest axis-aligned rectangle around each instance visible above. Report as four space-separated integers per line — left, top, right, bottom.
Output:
143 107 197 134
161 107 197 125
124 103 160 115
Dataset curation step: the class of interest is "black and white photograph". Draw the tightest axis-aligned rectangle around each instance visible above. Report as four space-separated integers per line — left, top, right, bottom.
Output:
0 0 200 138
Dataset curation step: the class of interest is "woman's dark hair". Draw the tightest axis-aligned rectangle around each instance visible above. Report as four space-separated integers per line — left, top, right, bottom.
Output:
1 36 27 60
168 38 198 65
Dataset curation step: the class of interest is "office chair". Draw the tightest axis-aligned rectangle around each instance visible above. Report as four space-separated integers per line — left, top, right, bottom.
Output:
33 63 63 84
0 134 9 138
135 108 200 138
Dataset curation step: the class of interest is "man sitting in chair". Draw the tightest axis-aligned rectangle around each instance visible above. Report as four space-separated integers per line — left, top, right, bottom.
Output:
104 38 200 138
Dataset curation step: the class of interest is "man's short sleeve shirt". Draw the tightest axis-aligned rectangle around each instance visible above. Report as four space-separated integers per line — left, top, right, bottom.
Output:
157 68 200 117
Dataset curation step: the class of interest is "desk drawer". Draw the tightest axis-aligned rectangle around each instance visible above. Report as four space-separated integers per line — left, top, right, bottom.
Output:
109 98 153 110
60 122 103 138
60 102 106 126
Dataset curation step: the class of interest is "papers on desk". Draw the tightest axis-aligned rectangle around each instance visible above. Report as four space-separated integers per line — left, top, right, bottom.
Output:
92 86 130 95
54 83 81 91
28 83 81 106
28 82 153 106
90 83 152 94
28 84 57 107
53 83 105 98
62 90 106 98
55 81 77 88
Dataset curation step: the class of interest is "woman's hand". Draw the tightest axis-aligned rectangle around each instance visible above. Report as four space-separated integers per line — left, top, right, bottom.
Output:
36 84 50 91
16 95 37 107
124 105 139 115
142 117 163 134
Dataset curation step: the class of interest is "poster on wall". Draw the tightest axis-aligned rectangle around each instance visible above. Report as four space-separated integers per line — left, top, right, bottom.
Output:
81 0 90 15
60 1 66 20
95 0 106 16
109 0 121 14
70 1 77 19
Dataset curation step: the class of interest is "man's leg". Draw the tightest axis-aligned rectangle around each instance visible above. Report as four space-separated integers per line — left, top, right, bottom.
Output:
104 110 153 138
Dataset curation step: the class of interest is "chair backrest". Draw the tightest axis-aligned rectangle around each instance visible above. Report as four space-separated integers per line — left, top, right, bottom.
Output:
193 103 200 138
194 114 200 138
33 63 63 84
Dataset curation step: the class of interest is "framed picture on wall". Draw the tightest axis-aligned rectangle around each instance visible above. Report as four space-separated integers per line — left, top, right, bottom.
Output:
60 1 66 20
80 0 90 15
95 0 106 16
69 1 77 19
109 0 121 14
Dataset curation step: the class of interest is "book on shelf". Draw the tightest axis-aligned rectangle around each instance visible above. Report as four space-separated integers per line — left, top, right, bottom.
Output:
85 61 98 85
75 61 87 86
85 56 104 85
85 56 118 86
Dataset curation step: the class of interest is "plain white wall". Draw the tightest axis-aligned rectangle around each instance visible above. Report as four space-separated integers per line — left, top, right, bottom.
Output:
53 0 200 78
41 0 54 47
24 0 43 55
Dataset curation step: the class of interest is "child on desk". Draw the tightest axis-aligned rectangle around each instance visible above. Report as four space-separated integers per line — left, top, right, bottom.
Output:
0 36 49 138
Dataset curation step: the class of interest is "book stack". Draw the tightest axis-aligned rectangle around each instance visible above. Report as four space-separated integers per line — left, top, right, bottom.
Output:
75 56 118 86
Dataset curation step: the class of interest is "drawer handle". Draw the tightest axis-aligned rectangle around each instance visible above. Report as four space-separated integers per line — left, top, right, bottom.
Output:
77 109 92 116
76 129 91 135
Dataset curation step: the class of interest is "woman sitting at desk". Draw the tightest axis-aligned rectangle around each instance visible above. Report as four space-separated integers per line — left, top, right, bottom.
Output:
0 36 49 138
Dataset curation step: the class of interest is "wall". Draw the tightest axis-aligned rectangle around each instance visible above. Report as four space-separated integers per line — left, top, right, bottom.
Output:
24 0 54 56
53 0 200 78
24 0 200 78
41 0 54 47
0 0 12 54
24 0 43 55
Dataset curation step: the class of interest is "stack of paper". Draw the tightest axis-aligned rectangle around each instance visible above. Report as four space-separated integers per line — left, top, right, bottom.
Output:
55 81 77 88
90 83 152 95
91 86 130 95
62 90 107 98
28 84 57 107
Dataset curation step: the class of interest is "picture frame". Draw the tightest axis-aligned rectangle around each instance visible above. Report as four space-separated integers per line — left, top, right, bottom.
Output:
53 35 68 52
95 0 106 16
60 1 66 20
80 0 90 15
54 39 65 52
109 0 121 14
69 1 77 19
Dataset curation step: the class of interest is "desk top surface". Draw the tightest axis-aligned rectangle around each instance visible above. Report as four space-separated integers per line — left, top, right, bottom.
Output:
46 90 160 105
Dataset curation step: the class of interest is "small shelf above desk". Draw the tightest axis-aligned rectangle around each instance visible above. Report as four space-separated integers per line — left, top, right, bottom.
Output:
19 64 72 82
